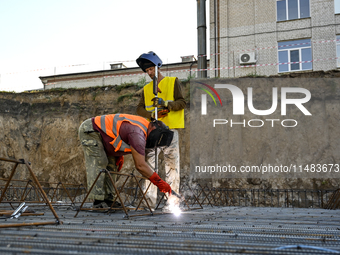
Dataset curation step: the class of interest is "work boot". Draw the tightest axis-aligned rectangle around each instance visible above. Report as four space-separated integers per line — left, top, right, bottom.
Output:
93 200 107 208
126 200 154 211
93 200 122 208
104 199 122 208
89 200 108 213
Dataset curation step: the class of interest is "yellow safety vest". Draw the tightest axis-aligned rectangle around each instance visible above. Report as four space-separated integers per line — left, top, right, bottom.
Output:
144 77 184 129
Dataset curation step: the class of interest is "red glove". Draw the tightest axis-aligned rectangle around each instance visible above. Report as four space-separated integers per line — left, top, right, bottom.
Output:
149 172 172 195
115 156 124 172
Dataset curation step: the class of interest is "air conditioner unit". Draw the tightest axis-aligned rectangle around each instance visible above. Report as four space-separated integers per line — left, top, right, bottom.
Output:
239 52 256 65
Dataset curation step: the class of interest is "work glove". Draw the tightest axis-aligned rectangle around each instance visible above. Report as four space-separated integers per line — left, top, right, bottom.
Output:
151 109 169 119
115 156 124 172
151 97 169 108
149 172 172 195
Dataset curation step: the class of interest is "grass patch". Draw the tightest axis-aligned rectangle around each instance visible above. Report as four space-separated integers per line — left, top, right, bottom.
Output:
181 74 196 84
48 88 69 92
115 82 137 93
0 90 16 93
117 93 134 103
136 76 147 88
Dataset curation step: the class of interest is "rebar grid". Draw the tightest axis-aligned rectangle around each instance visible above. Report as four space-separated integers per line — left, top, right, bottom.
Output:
1 180 338 210
185 185 337 209
74 169 199 218
1 156 338 215
0 157 62 227
0 178 86 205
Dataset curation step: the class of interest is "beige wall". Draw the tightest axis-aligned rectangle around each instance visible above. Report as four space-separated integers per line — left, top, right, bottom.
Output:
210 0 340 78
41 62 199 90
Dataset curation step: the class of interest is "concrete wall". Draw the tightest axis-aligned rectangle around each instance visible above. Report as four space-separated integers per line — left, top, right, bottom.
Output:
1 71 339 191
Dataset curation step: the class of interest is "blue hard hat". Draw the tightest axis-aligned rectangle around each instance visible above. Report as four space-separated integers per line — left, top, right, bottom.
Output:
136 51 163 72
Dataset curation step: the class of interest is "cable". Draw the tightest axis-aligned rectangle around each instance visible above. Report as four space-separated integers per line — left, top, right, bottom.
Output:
275 244 340 253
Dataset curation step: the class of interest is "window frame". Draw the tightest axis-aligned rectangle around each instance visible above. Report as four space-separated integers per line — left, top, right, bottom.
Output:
337 35 340 67
278 39 313 73
335 0 340 14
276 0 310 21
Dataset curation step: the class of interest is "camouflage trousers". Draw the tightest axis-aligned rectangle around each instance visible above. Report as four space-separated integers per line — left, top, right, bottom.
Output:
78 118 118 201
142 130 180 208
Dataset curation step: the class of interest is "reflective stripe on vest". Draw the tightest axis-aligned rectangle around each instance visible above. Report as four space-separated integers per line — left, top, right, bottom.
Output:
95 114 148 153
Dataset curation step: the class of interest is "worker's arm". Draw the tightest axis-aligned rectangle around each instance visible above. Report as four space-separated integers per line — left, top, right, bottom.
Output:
130 146 153 178
130 146 171 194
167 78 186 111
136 91 152 119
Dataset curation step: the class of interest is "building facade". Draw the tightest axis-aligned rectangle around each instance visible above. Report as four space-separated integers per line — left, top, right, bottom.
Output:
209 0 340 78
40 59 200 90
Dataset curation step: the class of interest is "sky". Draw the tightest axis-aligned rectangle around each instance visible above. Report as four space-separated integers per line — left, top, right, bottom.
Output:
0 0 209 92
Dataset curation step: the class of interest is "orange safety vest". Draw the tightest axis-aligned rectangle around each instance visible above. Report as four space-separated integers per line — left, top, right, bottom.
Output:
94 114 149 153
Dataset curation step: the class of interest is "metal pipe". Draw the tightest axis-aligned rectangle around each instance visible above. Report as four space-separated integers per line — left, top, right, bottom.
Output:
214 0 220 78
0 221 58 228
74 169 105 217
197 0 207 78
10 202 27 219
153 65 159 173
132 174 153 214
0 157 24 164
23 161 62 224
0 211 44 216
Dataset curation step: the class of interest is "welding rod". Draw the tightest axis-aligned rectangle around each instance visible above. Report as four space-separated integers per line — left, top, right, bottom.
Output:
171 190 182 199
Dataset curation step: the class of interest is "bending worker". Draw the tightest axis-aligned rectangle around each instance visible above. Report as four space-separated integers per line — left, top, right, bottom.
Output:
78 113 173 209
136 51 186 208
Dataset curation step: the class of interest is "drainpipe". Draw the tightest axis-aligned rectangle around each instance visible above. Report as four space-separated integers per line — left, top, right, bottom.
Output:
197 0 207 78
214 0 220 78
190 61 195 78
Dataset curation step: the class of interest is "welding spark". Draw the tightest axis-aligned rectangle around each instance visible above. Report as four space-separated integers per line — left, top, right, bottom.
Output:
172 206 181 217
168 195 181 216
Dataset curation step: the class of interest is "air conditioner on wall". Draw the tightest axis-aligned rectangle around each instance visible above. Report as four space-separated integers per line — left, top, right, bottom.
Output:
239 52 257 65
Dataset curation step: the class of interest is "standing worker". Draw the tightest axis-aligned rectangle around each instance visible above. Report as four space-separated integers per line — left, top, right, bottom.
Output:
136 51 186 208
78 113 173 209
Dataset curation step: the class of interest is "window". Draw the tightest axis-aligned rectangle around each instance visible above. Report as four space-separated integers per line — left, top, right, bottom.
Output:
277 0 310 21
278 39 312 72
337 35 340 67
335 0 340 14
